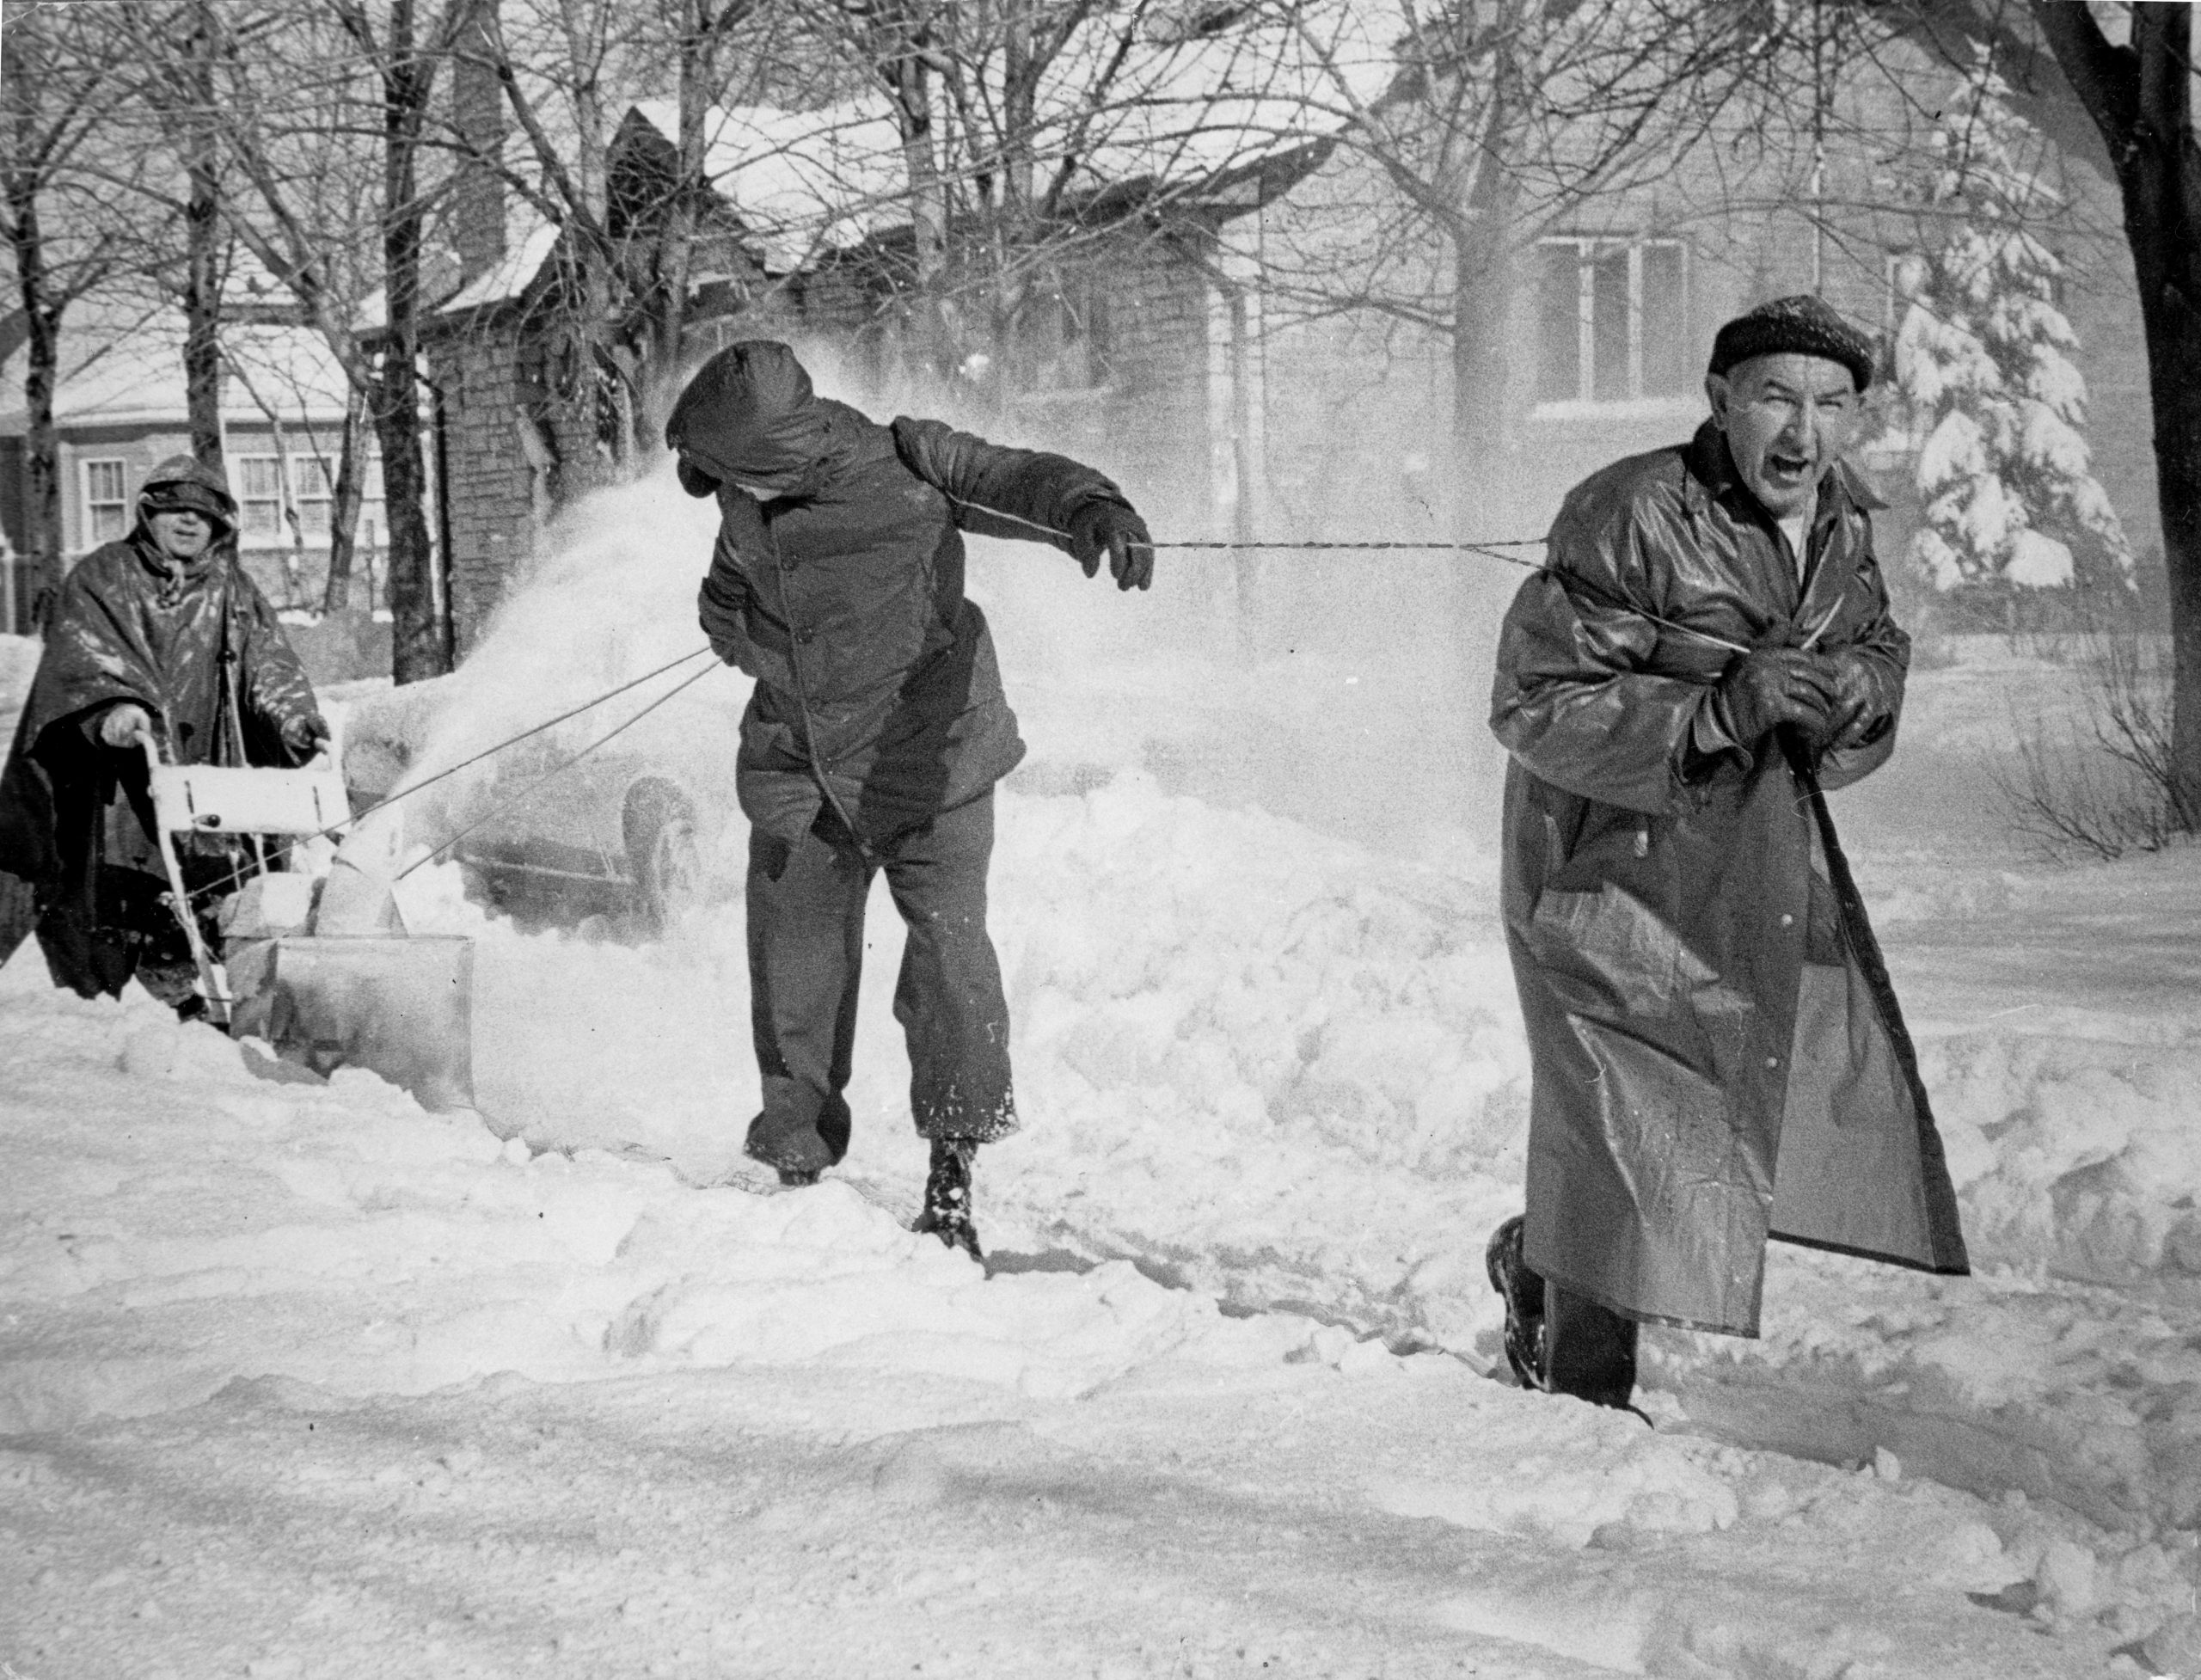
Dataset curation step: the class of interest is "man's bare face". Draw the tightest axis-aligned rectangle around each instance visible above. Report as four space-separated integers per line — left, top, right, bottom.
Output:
148 509 214 561
1705 353 1861 520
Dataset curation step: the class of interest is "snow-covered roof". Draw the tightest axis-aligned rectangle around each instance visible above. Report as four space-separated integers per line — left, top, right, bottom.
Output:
633 0 1400 272
0 316 355 436
435 216 564 316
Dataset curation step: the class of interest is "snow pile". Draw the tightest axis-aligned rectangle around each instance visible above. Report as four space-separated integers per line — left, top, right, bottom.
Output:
0 959 1343 1438
1928 1026 2201 1285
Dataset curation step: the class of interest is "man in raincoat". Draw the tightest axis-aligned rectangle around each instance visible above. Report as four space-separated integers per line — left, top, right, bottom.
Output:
665 340 1151 1259
0 456 328 1016
1485 296 1969 1411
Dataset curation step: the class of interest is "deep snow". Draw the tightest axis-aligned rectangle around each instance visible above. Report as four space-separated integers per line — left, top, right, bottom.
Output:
3 474 2200 1678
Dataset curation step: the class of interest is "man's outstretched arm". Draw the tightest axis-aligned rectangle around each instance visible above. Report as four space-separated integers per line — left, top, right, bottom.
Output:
891 417 1154 589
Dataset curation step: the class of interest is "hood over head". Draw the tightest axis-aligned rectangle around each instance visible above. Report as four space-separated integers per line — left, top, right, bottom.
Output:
136 453 237 538
665 340 836 500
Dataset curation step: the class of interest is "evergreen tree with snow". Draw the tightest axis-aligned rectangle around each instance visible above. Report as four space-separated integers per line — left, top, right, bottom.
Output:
1891 48 2133 609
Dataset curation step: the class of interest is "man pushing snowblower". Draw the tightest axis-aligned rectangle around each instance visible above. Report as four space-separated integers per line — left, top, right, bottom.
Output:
666 340 1152 1260
0 455 328 1018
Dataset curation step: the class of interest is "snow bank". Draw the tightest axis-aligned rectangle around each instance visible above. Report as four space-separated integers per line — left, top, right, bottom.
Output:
0 955 1348 1438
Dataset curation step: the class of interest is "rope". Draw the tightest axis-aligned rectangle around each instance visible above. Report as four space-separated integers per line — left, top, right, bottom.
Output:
175 644 719 909
1148 538 1547 554
941 497 1748 653
393 659 722 884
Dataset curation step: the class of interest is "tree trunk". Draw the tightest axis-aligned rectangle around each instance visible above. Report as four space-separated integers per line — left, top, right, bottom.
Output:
2035 1 2201 816
653 0 714 409
1447 52 1524 544
182 0 225 470
1449 211 1517 536
322 385 367 614
883 31 949 377
377 0 451 684
5 161 64 616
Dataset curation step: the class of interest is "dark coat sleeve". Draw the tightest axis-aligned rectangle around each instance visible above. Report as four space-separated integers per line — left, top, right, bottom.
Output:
230 563 324 764
695 488 794 684
1489 491 1724 817
1811 542 1909 794
889 417 1133 552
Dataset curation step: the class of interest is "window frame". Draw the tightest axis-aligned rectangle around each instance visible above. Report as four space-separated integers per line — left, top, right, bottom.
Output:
1532 236 1695 410
82 457 131 548
229 451 336 547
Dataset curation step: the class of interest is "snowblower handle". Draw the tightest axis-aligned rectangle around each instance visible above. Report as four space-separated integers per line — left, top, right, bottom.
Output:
138 735 235 1028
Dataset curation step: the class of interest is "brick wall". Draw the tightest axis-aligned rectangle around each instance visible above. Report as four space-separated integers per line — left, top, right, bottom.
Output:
426 315 536 657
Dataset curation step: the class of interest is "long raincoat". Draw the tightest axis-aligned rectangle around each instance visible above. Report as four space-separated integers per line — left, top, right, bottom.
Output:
671 344 1138 849
1490 420 1969 1338
0 461 322 996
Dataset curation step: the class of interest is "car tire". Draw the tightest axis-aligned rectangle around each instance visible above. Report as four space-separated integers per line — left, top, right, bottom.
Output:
625 782 701 939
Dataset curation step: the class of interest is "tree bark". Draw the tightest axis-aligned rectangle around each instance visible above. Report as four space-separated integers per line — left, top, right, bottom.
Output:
375 0 452 684
181 0 226 470
2034 1 2201 816
1447 51 1524 545
322 384 368 613
6 171 64 617
879 11 950 377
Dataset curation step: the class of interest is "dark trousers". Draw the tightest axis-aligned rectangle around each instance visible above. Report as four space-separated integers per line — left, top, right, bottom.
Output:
744 792 1017 1176
1544 1278 1639 1409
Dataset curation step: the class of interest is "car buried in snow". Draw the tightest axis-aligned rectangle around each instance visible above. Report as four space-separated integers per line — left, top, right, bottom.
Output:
337 667 745 937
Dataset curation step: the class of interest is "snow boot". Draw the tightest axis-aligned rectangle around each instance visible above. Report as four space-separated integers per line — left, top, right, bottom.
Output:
914 1137 982 1261
1485 1215 1547 1391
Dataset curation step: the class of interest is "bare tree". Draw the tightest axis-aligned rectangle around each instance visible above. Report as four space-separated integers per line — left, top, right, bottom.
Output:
334 0 470 682
1261 0 1785 530
0 3 144 616
2027 2 2201 812
175 0 390 614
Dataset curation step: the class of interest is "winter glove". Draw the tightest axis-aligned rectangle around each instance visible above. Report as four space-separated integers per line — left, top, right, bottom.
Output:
1711 647 1839 750
280 712 332 758
1804 649 1895 753
1068 502 1155 592
96 702 154 750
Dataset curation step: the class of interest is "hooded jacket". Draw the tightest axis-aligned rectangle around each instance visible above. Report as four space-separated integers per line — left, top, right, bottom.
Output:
671 341 1136 848
0 455 323 993
1490 420 1968 1337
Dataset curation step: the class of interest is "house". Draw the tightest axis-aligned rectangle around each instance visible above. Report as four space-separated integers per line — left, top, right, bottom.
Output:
414 7 1393 656
1221 34 2162 624
0 314 389 637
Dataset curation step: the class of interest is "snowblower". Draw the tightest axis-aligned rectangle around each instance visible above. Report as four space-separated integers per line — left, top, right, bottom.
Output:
141 736 475 1112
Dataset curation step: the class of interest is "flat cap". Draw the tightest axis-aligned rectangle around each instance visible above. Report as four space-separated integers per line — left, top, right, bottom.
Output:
1707 294 1876 392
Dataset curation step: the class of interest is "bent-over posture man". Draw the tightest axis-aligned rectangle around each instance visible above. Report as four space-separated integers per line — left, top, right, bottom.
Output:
1485 296 1970 1410
666 340 1151 1259
0 455 328 1016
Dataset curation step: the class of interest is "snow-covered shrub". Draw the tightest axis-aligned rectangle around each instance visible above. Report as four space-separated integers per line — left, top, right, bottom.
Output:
1885 48 2133 625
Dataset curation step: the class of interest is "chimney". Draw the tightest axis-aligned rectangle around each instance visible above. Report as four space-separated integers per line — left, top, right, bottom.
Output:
451 0 506 287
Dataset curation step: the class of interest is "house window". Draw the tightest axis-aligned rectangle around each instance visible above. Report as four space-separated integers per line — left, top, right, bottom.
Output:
232 453 334 544
83 458 130 544
1535 238 1693 406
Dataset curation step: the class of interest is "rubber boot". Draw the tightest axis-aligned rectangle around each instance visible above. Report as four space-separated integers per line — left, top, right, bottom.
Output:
1484 1215 1547 1390
914 1137 982 1261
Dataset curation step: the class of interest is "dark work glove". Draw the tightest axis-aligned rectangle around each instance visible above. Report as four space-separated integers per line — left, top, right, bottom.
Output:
280 712 332 759
1713 647 1839 749
1806 649 1894 753
1068 502 1155 592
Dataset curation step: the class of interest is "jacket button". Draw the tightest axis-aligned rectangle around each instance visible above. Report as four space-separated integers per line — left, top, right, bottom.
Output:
1765 1056 1781 1070
795 628 815 645
1780 913 1794 927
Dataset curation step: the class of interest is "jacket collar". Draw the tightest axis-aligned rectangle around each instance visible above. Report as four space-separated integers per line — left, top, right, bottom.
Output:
128 525 220 604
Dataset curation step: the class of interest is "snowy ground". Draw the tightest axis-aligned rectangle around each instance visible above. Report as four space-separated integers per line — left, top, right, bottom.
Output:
4 485 2200 1678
